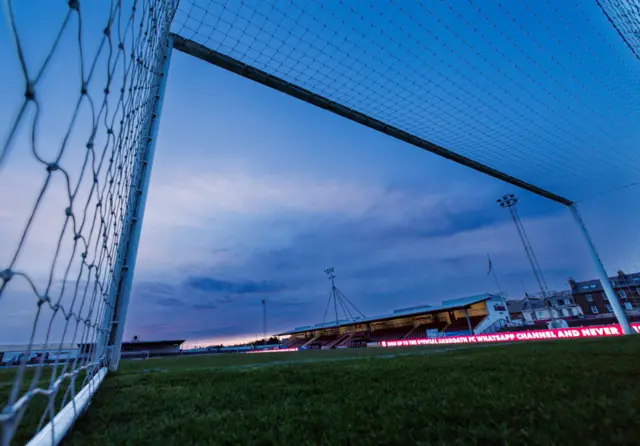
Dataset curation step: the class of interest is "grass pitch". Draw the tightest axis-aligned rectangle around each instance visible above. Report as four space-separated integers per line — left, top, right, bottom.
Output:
4 337 640 445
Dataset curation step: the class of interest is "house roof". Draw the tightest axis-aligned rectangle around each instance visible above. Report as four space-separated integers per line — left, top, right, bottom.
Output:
277 294 497 336
570 272 640 293
507 298 549 312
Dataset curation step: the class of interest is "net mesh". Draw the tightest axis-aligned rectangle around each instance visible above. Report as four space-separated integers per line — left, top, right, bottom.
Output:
0 1 176 444
597 0 640 61
172 0 640 201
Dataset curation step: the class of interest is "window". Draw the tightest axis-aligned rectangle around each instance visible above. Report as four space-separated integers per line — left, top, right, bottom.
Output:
586 294 593 302
624 302 633 310
605 304 613 312
537 311 546 319
591 306 599 314
618 290 627 299
602 293 608 301
590 284 597 289
582 285 590 290
556 299 565 306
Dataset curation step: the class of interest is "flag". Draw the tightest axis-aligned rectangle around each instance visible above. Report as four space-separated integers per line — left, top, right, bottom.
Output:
487 254 493 276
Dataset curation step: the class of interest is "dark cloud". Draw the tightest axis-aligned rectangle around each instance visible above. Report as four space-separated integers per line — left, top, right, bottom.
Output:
178 326 242 338
192 302 218 311
123 182 590 344
155 297 188 308
184 276 285 295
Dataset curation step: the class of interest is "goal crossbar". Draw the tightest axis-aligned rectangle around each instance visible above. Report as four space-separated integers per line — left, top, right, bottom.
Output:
172 34 573 207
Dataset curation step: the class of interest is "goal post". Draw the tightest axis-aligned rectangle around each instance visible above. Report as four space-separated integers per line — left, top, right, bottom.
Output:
0 1 177 445
102 33 175 373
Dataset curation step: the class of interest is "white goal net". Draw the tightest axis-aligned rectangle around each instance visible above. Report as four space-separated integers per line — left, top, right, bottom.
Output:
0 1 177 445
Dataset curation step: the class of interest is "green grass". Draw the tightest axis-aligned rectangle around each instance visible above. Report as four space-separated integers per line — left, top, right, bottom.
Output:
6 338 640 445
1 365 89 446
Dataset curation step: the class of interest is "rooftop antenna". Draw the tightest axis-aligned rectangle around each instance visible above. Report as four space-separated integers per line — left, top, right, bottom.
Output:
321 267 365 327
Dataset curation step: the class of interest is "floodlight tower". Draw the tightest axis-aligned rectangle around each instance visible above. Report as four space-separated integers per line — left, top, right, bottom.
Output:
497 194 557 321
322 267 365 327
325 267 339 324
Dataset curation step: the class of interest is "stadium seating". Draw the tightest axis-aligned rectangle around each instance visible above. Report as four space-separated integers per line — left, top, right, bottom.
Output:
404 321 448 339
368 326 412 341
285 337 312 349
445 315 485 333
341 332 368 348
307 334 339 349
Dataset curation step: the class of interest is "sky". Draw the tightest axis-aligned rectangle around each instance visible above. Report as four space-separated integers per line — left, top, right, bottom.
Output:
1 1 639 349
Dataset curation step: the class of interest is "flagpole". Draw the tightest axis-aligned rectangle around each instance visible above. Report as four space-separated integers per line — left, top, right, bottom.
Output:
488 255 511 323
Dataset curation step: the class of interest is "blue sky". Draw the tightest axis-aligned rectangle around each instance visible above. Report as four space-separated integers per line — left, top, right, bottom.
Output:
1 1 639 348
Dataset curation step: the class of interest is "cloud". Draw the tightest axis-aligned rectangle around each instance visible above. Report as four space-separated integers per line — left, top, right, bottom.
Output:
0 172 589 347
192 302 219 311
144 169 382 228
126 183 582 342
185 276 285 295
4 155 637 347
155 297 189 308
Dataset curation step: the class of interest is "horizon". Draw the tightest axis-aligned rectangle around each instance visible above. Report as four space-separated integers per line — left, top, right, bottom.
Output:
1 1 640 349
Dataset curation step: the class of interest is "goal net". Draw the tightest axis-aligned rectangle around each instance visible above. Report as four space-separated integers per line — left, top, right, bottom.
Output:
0 1 177 445
1 0 639 445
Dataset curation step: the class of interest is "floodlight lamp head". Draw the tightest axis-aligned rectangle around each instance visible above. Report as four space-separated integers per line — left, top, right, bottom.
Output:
324 267 336 280
497 193 518 208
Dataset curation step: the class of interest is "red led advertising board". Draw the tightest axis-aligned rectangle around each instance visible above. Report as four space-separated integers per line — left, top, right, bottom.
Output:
379 323 640 348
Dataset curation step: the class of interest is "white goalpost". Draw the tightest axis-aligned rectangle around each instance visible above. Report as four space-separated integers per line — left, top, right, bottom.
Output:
0 1 177 445
1 0 638 445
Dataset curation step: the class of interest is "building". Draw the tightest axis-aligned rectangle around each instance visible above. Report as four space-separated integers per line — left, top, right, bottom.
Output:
569 270 640 317
278 294 510 349
507 291 583 324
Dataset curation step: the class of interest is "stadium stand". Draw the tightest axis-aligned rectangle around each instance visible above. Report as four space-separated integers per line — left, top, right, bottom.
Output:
284 337 312 349
307 334 340 349
404 321 448 339
325 333 351 349
368 326 412 342
278 294 510 346
445 315 486 334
